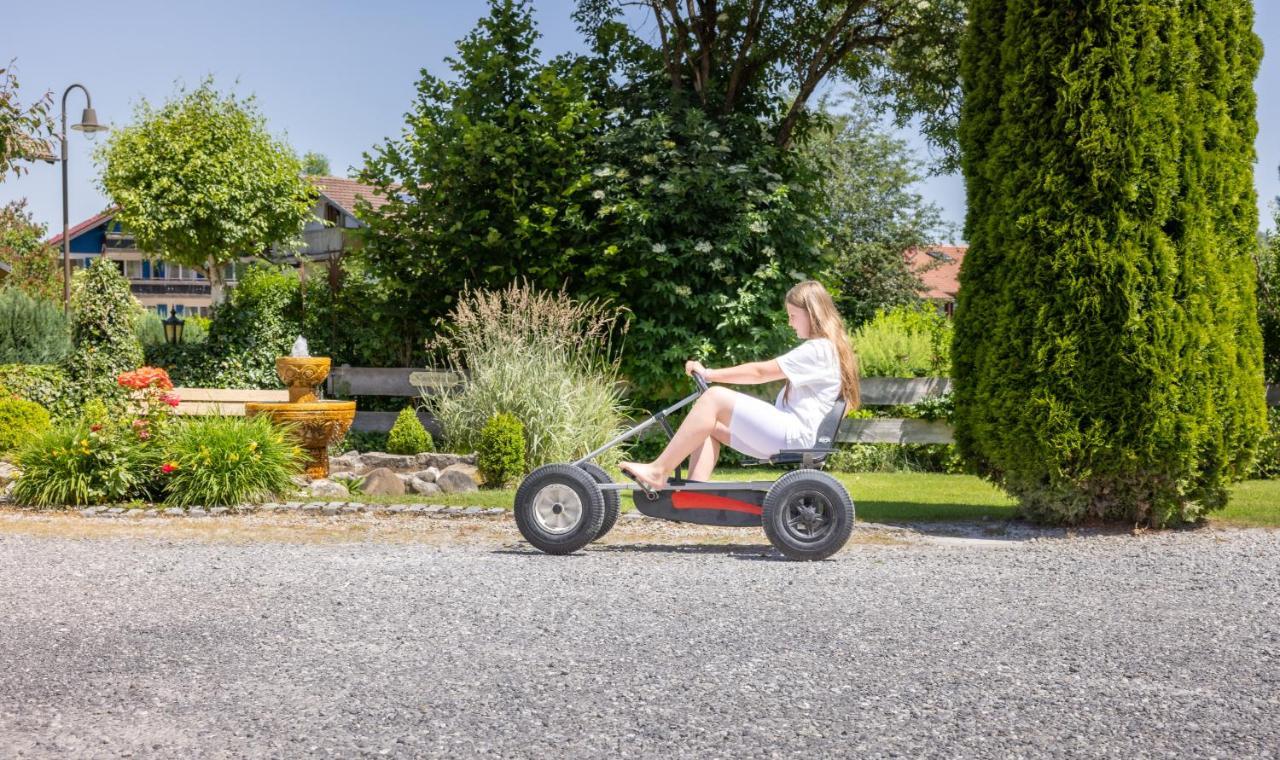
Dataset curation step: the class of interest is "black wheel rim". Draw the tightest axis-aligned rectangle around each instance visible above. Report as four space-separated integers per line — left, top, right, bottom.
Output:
781 489 835 544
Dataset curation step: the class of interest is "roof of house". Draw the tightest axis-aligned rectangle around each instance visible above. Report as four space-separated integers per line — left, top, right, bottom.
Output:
905 244 967 301
310 175 390 216
12 132 56 164
46 206 119 246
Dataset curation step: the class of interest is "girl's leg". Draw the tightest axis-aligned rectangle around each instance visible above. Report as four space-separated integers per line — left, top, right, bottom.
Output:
687 422 731 481
620 387 738 489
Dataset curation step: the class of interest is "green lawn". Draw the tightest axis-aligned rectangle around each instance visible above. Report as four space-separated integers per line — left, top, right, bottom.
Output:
357 469 1280 527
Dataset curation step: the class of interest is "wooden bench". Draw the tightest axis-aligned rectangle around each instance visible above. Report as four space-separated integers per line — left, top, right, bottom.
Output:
171 387 288 417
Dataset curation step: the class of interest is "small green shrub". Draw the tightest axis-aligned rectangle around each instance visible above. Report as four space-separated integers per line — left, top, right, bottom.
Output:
386 407 434 455
478 412 526 487
1249 407 1280 479
0 363 77 419
851 304 952 378
161 414 303 507
0 397 51 452
0 288 71 364
11 421 161 507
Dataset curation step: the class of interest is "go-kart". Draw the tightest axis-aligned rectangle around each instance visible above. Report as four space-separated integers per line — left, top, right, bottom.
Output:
513 373 855 560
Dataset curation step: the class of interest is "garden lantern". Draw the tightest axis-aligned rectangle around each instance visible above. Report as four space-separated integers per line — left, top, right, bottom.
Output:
163 308 185 345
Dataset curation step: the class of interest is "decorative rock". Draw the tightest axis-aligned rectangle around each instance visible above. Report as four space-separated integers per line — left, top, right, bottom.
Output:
80 508 97 518
485 508 506 515
413 467 440 483
0 461 20 485
164 508 185 517
359 453 418 472
125 509 144 518
309 479 350 498
302 503 322 513
463 506 485 515
210 507 229 516
359 467 406 497
327 471 357 482
290 474 310 488
415 452 477 470
387 506 405 514
329 451 363 473
322 504 341 516
340 504 360 514
188 508 208 517
143 509 159 517
408 478 441 496
437 464 480 493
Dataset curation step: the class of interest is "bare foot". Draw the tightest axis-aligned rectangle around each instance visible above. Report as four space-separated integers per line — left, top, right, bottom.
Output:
618 461 669 491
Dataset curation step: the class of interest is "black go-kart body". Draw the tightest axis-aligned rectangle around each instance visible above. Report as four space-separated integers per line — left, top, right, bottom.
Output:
513 373 856 561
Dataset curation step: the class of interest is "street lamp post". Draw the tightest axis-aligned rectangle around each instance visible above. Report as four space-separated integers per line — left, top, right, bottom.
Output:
59 84 108 314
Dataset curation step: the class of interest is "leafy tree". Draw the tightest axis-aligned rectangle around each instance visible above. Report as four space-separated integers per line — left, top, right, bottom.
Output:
803 99 949 327
574 0 966 161
301 151 331 176
0 199 62 301
954 0 1265 526
359 0 603 362
0 287 70 364
97 80 315 302
0 61 53 180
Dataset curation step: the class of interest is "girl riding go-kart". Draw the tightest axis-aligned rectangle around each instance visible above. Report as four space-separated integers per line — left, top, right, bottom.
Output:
514 280 861 560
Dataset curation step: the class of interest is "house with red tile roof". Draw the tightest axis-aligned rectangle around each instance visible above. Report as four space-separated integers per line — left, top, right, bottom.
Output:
48 176 387 317
905 244 967 317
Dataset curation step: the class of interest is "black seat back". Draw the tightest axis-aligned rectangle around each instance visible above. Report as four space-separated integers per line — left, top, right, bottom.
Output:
812 396 848 449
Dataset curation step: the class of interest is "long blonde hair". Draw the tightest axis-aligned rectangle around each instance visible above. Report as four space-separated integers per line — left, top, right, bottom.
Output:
785 280 860 409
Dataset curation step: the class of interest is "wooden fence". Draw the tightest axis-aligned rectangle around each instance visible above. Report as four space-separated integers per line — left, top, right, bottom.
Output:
176 368 1280 443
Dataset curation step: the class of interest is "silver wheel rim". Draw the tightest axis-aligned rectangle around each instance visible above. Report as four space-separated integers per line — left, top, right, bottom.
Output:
532 482 584 535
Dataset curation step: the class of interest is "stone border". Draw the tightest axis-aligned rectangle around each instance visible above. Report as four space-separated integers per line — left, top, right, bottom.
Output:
0 502 652 522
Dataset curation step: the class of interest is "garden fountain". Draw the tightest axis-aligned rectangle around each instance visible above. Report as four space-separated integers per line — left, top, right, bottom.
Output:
244 337 356 479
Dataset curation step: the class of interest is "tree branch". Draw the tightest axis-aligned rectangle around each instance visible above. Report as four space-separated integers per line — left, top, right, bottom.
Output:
723 0 767 113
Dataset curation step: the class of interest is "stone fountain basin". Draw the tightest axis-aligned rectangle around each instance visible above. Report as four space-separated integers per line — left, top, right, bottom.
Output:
244 401 357 479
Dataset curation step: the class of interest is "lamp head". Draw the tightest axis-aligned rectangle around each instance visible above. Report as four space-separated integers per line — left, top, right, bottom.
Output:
71 108 108 134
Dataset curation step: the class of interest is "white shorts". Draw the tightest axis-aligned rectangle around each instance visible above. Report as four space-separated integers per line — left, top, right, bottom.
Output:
727 391 804 459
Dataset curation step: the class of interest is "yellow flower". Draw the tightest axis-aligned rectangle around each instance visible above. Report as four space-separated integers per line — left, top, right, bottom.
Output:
203 457 212 466
248 441 258 451
228 453 239 462
80 439 89 447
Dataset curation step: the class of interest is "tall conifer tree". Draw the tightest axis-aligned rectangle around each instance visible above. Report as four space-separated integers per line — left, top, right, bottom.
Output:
954 0 1265 525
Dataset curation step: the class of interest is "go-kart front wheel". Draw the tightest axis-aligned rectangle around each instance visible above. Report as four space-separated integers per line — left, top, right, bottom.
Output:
514 464 606 555
762 470 855 561
577 462 621 540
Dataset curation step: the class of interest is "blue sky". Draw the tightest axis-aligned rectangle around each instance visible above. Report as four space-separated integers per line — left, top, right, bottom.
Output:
3 0 1278 239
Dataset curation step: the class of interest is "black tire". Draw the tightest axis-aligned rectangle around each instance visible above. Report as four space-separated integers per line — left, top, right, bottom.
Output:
577 462 621 540
514 464 606 555
762 470 855 561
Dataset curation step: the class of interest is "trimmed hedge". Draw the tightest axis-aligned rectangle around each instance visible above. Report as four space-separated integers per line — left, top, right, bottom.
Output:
386 407 433 455
955 0 1265 525
478 412 525 487
0 397 51 453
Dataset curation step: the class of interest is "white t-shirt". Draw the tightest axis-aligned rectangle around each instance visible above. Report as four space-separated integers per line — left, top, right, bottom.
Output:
773 338 841 448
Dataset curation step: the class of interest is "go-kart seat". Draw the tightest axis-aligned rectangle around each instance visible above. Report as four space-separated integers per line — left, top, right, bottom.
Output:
741 397 848 469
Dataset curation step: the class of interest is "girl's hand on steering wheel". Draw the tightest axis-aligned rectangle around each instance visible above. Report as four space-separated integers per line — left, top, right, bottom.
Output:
685 360 709 380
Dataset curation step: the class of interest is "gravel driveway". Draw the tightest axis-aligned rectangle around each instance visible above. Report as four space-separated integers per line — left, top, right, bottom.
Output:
0 514 1276 759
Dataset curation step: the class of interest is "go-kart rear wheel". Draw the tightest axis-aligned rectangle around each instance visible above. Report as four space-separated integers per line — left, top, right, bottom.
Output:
577 462 621 540
514 464 606 555
762 470 855 561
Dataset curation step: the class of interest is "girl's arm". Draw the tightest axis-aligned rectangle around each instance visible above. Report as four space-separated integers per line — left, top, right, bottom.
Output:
688 359 786 385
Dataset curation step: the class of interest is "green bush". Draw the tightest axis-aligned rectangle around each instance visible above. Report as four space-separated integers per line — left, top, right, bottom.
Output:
386 407 434 455
478 412 525 487
0 397 51 453
851 304 951 378
1248 407 1280 479
427 283 630 469
0 288 70 364
135 312 208 346
199 264 301 388
955 0 1264 525
333 429 388 455
0 363 77 420
65 258 144 404
161 414 302 507
11 421 161 507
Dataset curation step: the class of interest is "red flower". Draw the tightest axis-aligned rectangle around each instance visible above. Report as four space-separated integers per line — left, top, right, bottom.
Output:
132 418 149 428
117 366 174 391
161 393 181 407
137 430 151 441
90 424 102 432
161 463 177 474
